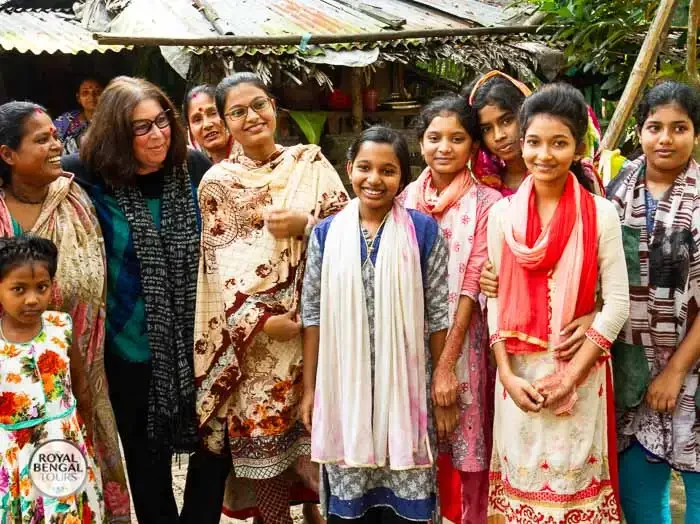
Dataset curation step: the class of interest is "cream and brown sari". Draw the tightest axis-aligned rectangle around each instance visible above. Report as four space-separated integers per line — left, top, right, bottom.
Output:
194 144 347 516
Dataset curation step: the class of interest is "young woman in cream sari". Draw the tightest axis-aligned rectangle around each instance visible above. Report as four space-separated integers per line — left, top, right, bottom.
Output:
486 85 628 523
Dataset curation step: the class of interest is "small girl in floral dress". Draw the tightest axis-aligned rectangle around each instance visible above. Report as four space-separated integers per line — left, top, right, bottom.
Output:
0 235 103 523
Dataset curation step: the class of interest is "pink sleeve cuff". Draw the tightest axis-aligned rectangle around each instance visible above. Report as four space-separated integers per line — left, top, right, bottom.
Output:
461 289 480 303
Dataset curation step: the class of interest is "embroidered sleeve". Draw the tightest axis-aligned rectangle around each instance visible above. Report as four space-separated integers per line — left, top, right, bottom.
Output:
301 231 323 327
462 189 500 301
591 199 630 343
489 333 505 348
585 327 612 353
425 231 450 334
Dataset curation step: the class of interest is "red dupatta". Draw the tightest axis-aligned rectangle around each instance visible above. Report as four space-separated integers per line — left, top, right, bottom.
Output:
497 174 598 354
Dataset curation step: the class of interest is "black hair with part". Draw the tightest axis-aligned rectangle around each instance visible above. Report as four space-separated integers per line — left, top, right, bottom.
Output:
347 126 412 191
415 94 480 142
464 75 527 125
0 235 58 281
518 83 594 192
637 81 700 135
183 84 217 126
215 72 274 118
0 101 48 185
76 77 104 93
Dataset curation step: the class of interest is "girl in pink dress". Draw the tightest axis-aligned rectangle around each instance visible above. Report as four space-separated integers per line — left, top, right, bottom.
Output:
400 94 501 523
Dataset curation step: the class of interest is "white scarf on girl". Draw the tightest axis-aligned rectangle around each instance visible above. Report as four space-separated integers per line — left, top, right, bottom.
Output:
311 198 431 469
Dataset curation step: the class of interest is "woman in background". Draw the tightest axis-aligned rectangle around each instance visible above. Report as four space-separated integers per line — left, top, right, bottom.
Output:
183 84 233 163
54 77 104 155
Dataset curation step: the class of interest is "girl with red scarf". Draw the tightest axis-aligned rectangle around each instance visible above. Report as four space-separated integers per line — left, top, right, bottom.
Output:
486 84 629 523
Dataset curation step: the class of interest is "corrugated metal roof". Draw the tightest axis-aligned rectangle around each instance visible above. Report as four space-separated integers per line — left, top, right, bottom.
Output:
105 0 490 59
109 0 217 40
109 0 478 42
0 8 127 54
203 0 475 36
410 0 515 27
99 0 543 79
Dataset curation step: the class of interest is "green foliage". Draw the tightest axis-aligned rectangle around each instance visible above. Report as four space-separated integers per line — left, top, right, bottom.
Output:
417 59 466 85
288 111 327 145
517 0 693 97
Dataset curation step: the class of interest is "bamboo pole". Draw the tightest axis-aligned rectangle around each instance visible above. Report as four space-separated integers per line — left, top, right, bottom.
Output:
93 25 560 47
351 68 364 133
600 0 680 151
93 23 693 48
688 0 700 87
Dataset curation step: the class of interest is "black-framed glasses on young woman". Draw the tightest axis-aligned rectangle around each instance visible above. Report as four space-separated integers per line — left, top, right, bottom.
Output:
224 97 272 121
132 109 171 136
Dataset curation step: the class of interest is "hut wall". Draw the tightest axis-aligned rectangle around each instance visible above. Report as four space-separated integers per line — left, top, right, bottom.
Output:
0 48 182 119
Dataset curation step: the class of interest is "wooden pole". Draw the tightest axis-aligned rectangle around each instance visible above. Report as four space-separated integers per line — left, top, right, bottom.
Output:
351 68 363 133
600 0 680 151
396 63 407 99
93 25 560 47
688 0 700 87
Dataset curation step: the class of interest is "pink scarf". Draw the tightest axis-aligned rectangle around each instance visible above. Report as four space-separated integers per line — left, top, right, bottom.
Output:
413 167 473 219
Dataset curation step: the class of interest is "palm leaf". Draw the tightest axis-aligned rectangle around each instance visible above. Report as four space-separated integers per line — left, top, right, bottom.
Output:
288 111 327 145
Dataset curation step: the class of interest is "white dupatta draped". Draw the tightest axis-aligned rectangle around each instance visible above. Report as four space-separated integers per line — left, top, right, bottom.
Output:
311 199 431 469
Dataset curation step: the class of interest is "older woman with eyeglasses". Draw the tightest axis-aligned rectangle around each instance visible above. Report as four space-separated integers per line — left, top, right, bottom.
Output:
61 76 216 523
191 72 348 524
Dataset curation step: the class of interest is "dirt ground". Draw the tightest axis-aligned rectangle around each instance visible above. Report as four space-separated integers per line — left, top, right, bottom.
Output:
149 454 306 523
158 454 685 523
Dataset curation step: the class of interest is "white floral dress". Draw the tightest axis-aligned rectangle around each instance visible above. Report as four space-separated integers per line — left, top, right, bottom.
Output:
0 312 104 523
